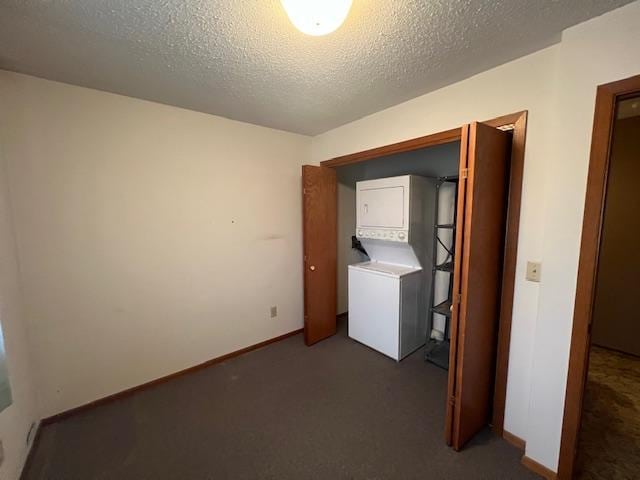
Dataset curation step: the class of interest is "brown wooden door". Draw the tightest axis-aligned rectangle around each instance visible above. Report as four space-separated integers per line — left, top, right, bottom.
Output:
302 165 337 345
446 122 511 450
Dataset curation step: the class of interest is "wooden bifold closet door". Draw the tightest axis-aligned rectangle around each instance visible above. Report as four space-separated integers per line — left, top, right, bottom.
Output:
445 122 511 450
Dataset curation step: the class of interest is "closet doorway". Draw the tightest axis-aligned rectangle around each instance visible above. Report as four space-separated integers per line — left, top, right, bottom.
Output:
558 74 640 480
302 112 528 449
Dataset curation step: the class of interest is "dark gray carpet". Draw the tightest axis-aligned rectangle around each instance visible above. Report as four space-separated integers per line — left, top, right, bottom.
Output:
23 321 539 479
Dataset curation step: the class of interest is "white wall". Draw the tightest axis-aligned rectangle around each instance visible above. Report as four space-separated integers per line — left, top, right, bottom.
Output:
0 139 39 478
526 2 640 469
311 1 640 471
336 183 363 314
0 70 310 419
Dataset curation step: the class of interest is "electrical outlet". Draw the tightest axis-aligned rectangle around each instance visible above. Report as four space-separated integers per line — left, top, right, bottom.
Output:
526 261 542 282
270 306 277 318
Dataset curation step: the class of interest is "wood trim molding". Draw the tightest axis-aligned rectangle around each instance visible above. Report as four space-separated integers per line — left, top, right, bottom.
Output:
522 456 558 480
483 111 525 130
42 328 303 425
557 74 640 480
320 127 462 168
321 111 526 170
503 430 526 451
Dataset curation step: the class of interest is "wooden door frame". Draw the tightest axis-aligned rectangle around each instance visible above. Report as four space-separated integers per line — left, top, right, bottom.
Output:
320 111 528 437
557 74 640 480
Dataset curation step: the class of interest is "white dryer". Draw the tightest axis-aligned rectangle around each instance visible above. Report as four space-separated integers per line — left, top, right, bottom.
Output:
355 175 432 268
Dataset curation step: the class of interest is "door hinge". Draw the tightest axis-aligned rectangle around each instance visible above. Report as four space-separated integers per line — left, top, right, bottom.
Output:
460 168 469 179
303 188 307 194
448 395 456 407
453 293 462 306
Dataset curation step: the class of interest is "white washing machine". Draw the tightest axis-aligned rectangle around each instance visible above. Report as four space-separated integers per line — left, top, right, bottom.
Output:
349 262 423 360
348 175 436 361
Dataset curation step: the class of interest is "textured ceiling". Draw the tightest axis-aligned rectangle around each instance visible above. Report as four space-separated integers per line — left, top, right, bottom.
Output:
0 0 634 135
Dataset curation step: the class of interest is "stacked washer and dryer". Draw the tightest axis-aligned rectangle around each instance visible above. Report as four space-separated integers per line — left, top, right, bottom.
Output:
348 175 436 361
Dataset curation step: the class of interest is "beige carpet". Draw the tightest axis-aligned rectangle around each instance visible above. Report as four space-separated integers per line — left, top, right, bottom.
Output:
576 346 640 479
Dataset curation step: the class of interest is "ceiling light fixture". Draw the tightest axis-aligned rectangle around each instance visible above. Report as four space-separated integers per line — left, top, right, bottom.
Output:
281 0 353 36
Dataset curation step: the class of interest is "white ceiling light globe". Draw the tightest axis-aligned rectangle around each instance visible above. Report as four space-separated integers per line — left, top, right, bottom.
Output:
281 0 353 36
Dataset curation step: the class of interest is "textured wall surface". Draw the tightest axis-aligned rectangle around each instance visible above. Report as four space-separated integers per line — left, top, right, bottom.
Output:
0 0 633 134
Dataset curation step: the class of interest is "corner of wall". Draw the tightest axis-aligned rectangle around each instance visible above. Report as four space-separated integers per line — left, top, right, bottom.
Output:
0 73 43 480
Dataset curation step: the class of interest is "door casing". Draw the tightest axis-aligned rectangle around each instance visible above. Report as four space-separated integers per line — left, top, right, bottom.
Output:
557 74 640 480
316 111 529 438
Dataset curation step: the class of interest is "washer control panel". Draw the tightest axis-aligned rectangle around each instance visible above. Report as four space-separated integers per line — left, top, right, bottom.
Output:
357 229 408 243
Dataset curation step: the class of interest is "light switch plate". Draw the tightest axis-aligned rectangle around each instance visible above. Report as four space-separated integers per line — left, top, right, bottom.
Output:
526 261 542 282
270 306 277 318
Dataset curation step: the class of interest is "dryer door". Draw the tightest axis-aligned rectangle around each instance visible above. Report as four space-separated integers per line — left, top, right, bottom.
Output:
357 184 406 229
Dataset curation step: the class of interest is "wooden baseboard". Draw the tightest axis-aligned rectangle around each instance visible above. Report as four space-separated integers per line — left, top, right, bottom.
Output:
42 328 303 425
19 422 43 480
522 455 557 480
503 430 526 450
